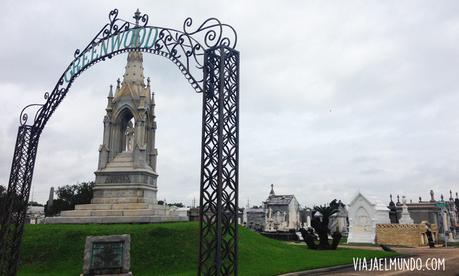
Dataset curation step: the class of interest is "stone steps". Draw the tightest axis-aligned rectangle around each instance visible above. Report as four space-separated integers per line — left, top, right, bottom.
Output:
60 207 170 217
75 203 154 210
44 215 189 224
105 152 134 169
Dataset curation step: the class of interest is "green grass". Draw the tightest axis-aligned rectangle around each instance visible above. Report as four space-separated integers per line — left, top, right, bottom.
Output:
345 242 380 247
19 222 397 276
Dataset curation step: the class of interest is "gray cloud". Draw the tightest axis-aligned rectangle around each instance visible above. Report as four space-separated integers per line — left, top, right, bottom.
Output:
1 0 459 208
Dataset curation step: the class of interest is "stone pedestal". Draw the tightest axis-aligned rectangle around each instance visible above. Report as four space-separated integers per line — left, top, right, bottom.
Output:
93 151 158 204
45 152 186 224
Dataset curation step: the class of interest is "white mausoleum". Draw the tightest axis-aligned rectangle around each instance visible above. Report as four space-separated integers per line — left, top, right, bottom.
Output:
347 192 389 244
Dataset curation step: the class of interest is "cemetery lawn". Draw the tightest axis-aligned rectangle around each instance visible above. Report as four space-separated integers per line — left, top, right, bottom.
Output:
19 222 397 276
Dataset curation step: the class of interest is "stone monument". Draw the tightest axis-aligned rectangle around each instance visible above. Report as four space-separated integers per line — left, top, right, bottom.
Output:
388 194 399 223
399 196 414 224
347 192 390 244
45 45 186 224
262 184 300 232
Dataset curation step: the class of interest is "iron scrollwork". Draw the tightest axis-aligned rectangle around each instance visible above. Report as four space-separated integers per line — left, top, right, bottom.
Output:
19 9 237 131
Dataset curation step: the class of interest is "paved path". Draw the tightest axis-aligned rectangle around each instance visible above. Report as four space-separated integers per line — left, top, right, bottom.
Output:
282 246 459 276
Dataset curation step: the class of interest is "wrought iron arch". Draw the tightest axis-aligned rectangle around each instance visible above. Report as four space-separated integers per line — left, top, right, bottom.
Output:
0 9 239 276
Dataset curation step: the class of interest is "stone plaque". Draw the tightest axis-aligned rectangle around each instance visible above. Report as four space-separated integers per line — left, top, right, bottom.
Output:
91 241 123 272
105 174 131 184
82 234 131 276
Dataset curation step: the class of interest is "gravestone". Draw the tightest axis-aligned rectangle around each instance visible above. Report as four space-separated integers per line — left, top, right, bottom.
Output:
399 196 414 224
82 234 132 276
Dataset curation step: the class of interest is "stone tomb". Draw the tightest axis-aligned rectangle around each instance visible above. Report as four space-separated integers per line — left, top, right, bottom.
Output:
82 234 132 276
347 192 390 244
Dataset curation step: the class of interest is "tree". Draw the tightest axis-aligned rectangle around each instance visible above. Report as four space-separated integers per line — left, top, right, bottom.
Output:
312 202 339 249
168 202 184 208
299 199 342 250
45 181 94 216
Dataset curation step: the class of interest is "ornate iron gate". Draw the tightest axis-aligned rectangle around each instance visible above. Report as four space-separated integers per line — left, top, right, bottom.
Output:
0 9 239 276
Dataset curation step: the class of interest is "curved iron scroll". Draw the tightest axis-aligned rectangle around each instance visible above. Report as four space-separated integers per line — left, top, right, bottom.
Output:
20 8 237 131
0 9 239 276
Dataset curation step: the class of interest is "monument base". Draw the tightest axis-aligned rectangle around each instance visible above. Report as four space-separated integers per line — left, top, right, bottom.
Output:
44 201 188 224
44 151 188 224
45 215 188 224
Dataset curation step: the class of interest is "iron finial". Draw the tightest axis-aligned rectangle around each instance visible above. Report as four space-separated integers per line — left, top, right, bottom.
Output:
133 9 141 26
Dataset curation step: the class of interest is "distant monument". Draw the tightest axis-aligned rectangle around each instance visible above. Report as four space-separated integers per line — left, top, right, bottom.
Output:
47 186 54 207
263 184 300 232
399 196 414 224
388 194 399 224
45 44 186 224
328 200 348 235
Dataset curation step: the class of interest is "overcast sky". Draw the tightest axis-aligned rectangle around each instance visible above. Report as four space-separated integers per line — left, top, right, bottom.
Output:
1 0 459 208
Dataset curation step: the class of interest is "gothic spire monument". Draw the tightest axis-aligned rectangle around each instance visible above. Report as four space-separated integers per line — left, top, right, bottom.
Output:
45 49 185 223
95 48 158 205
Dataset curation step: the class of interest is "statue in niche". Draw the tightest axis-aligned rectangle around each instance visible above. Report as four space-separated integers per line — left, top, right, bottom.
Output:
125 121 135 151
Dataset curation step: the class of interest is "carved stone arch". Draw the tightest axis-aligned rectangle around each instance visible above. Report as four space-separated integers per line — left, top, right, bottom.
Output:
111 107 136 156
113 104 138 121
